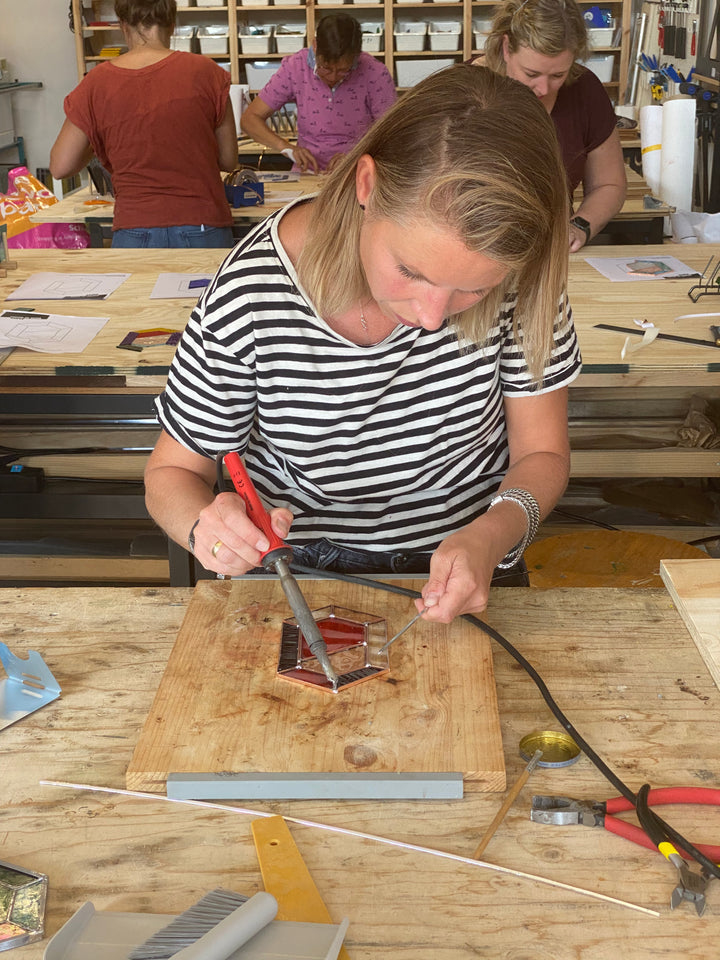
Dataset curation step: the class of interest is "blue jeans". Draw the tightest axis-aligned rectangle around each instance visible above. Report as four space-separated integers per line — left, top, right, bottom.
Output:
286 538 529 586
111 224 234 249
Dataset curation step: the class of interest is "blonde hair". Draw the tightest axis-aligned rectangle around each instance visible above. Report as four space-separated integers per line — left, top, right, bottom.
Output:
298 64 569 381
484 0 590 80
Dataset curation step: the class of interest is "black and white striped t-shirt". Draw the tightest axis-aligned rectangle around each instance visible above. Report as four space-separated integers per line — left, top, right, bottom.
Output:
156 207 582 552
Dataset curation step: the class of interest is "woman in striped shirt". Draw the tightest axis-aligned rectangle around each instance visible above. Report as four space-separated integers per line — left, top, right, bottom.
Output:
145 64 582 622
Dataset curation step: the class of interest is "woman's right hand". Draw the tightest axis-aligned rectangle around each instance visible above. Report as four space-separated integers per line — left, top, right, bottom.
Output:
290 145 320 174
191 491 294 576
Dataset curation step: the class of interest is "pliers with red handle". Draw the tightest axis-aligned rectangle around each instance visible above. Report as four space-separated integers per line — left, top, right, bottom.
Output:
531 787 720 861
531 787 720 915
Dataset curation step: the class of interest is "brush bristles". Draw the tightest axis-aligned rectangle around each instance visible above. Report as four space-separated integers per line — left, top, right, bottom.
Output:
128 889 249 960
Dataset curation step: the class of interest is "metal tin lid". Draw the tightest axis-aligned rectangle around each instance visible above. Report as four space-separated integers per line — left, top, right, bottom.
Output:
519 730 582 768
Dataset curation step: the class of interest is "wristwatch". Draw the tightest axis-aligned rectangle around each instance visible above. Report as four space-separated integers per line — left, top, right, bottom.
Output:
569 215 591 243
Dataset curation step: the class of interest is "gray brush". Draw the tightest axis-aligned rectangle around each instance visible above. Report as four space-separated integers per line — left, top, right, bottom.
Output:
129 890 278 960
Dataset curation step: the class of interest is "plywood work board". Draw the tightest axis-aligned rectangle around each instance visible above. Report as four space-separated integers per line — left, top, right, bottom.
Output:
126 579 506 795
660 559 720 690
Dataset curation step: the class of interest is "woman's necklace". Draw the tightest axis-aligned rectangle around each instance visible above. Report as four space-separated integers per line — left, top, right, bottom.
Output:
359 306 369 340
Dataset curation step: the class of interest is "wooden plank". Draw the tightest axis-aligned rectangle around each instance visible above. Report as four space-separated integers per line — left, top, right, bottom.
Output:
660 559 720 691
0 555 168 582
570 448 720 477
127 579 506 794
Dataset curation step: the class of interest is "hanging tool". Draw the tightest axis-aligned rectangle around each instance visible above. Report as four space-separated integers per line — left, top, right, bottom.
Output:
531 786 720 916
675 10 686 59
223 452 339 691
664 7 675 56
379 605 426 653
658 3 665 50
691 18 697 56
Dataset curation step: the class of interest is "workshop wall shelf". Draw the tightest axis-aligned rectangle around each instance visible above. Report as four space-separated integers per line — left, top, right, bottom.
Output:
71 0 633 96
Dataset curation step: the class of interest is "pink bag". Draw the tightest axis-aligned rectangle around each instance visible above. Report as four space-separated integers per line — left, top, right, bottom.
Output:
1 166 90 250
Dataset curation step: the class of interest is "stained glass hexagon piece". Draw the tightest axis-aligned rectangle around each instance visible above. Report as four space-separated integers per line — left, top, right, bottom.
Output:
278 605 389 693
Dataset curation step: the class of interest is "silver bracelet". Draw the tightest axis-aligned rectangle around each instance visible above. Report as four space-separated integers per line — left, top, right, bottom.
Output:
488 488 540 569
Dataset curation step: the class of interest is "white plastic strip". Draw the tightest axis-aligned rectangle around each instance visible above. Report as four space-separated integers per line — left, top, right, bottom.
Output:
40 780 659 918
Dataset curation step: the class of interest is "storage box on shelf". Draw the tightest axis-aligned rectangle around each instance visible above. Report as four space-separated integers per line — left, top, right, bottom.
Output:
238 25 273 55
245 60 283 89
275 25 306 53
395 20 427 52
170 25 195 51
72 0 633 93
581 54 614 82
396 57 455 87
428 20 462 51
472 17 492 51
197 25 229 55
588 23 616 46
361 23 384 52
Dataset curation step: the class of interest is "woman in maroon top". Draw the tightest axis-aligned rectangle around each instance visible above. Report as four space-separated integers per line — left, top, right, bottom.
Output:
475 0 626 252
50 0 238 249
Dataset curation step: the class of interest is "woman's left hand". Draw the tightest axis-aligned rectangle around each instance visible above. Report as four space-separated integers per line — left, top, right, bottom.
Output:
419 527 500 623
569 221 588 252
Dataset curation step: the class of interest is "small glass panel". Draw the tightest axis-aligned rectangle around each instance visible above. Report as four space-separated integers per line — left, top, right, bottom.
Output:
0 861 47 950
279 605 389 693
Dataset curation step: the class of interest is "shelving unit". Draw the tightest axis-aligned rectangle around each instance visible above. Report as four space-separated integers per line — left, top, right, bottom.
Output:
71 0 631 97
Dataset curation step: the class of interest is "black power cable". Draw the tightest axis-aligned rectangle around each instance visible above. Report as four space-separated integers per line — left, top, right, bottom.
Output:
215 452 719 879
292 563 720 881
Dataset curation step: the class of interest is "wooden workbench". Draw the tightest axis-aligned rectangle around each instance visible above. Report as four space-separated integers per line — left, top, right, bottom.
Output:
28 174 322 236
4 582 720 958
38 168 666 244
1 243 718 583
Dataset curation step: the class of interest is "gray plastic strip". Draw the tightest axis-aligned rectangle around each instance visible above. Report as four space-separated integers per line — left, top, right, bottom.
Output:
166 771 464 800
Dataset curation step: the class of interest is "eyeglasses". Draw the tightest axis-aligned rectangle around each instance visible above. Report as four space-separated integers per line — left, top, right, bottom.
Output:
315 58 356 82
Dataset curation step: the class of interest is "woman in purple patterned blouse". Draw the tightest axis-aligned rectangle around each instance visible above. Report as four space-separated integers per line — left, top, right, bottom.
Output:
240 14 397 174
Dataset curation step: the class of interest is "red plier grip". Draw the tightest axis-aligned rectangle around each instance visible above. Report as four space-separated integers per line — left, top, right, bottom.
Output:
605 787 720 861
223 451 288 561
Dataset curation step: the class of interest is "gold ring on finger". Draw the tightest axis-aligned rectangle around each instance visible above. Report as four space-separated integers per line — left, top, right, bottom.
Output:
211 540 223 558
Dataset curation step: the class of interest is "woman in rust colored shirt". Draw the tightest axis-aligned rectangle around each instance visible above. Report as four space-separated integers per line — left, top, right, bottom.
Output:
51 0 238 248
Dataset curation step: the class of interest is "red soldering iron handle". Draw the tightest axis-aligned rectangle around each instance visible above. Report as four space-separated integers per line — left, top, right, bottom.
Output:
223 451 287 559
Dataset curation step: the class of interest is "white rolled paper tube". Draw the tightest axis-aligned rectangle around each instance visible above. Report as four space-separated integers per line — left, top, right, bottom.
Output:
639 104 662 197
229 84 248 137
659 97 696 212
173 892 278 960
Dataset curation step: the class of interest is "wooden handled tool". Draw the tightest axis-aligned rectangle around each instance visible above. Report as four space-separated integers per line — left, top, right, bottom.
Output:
473 750 543 859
